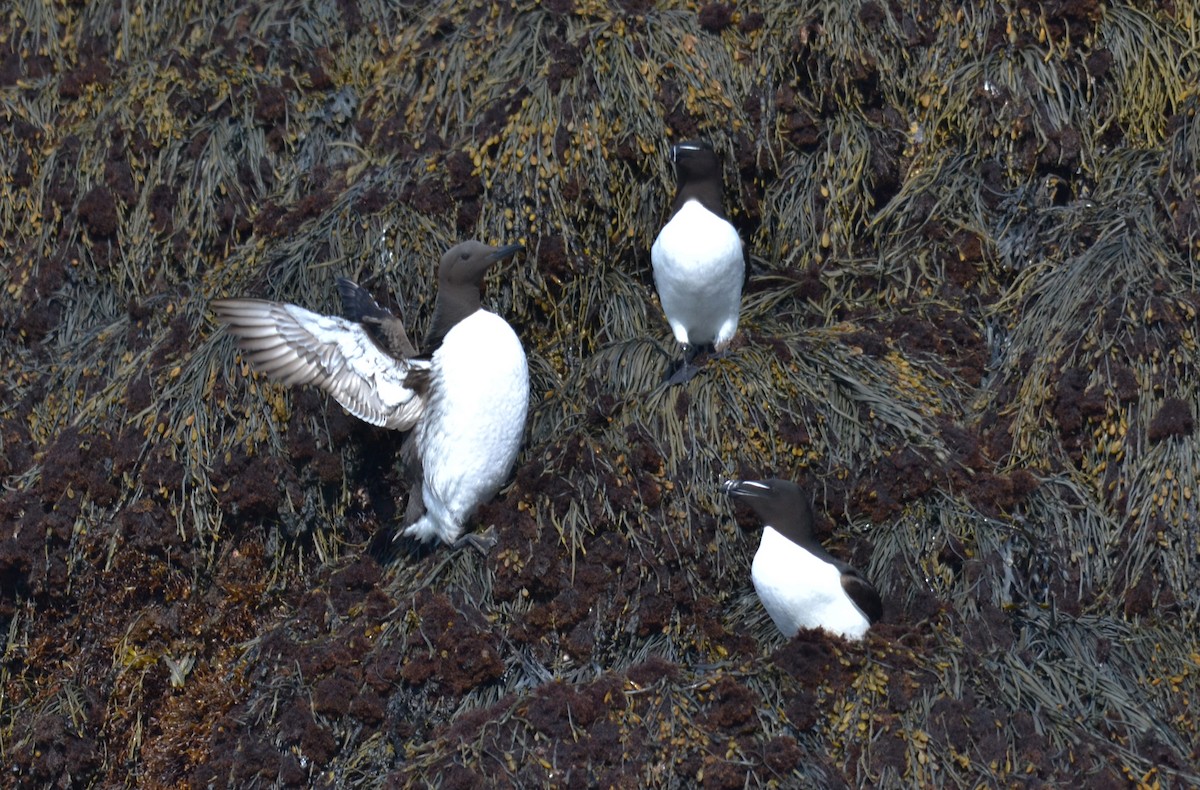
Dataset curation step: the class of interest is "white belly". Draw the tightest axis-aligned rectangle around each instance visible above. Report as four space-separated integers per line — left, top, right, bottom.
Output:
751 527 871 640
407 310 529 543
650 200 744 349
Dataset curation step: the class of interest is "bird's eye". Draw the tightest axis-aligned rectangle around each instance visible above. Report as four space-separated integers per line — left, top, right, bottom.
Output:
460 253 469 260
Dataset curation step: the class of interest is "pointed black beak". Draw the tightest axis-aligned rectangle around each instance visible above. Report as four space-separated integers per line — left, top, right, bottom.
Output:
488 243 524 263
670 140 710 164
721 479 770 498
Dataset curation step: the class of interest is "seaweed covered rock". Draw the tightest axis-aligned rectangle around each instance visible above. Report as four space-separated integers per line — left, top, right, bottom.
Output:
1 1 1198 787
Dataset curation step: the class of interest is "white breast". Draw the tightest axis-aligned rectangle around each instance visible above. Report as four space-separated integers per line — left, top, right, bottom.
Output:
650 200 744 349
405 309 529 544
751 527 872 640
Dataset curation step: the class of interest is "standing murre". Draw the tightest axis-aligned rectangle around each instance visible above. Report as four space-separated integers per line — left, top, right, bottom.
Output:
211 241 529 552
722 478 882 640
650 139 745 385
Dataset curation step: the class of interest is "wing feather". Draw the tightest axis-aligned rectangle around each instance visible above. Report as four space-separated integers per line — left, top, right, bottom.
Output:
840 570 883 624
212 298 428 430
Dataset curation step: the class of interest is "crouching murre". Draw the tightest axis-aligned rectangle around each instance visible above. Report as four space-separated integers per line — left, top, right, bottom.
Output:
722 478 882 640
211 241 529 553
650 139 745 386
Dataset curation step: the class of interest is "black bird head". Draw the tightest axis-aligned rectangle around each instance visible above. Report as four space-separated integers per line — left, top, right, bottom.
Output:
722 478 815 544
438 240 524 290
667 139 726 219
424 240 524 352
670 139 719 182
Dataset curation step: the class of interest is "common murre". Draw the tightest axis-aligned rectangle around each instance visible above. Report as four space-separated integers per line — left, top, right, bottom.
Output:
722 478 882 640
650 139 745 385
211 241 529 552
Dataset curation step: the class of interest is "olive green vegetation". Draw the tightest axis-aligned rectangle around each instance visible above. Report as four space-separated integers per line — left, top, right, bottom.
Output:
2 0 1199 787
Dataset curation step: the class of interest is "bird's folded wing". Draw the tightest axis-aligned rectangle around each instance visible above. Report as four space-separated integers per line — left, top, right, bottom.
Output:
840 569 884 624
212 298 428 430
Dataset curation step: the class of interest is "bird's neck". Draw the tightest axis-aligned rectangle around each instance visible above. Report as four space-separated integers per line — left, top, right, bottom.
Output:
673 182 726 220
424 287 481 353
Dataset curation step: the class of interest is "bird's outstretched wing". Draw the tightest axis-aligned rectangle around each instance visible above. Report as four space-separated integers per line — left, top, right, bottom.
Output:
335 278 417 359
212 298 429 430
